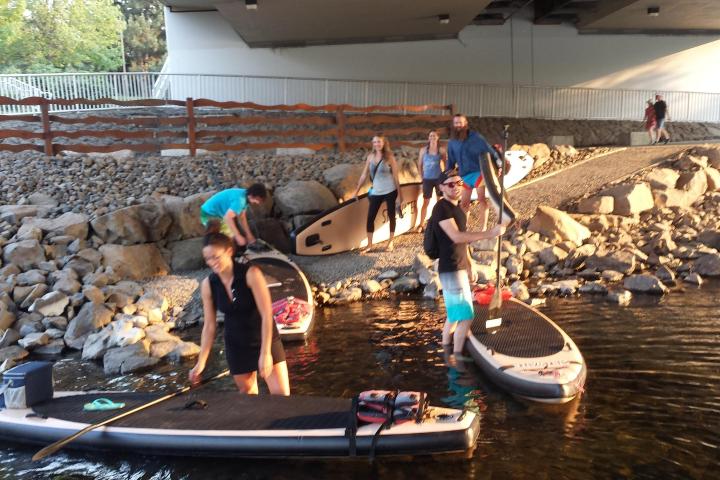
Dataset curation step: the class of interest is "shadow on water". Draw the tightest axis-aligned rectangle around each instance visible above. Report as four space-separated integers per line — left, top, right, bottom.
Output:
1 282 719 479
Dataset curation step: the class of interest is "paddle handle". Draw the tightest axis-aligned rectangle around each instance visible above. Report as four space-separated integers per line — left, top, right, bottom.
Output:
32 369 230 461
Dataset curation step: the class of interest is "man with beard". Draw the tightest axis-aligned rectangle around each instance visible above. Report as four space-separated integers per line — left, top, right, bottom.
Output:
446 114 500 229
430 167 505 364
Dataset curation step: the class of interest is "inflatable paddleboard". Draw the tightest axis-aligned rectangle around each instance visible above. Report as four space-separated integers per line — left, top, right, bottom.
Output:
292 183 432 256
0 391 479 459
465 296 586 404
472 150 533 223
244 241 315 341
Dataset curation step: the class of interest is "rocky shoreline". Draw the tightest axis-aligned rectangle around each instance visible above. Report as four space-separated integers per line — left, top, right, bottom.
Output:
0 139 718 378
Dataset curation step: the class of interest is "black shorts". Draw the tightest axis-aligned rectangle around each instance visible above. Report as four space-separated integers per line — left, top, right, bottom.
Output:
225 337 286 375
422 178 441 199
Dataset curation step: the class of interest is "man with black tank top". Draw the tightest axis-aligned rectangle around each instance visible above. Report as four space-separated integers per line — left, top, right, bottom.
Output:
654 94 671 144
429 168 505 365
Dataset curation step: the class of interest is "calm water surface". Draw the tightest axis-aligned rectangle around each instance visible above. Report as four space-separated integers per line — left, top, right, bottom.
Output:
1 282 718 479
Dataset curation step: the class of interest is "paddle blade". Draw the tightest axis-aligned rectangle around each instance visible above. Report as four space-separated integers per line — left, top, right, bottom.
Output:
488 288 503 320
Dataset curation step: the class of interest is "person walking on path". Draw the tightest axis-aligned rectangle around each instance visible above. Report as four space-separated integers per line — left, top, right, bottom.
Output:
199 184 267 249
190 223 290 395
353 134 403 252
430 168 504 365
446 114 500 229
654 94 671 144
643 100 657 144
416 130 446 232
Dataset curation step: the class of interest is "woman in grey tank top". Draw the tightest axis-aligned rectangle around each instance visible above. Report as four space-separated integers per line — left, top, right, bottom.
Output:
416 130 446 231
353 135 403 252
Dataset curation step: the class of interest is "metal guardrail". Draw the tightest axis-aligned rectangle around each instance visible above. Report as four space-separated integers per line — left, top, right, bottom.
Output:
1 72 719 123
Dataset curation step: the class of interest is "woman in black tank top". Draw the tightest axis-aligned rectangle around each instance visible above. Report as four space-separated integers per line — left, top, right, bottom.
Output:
189 224 290 395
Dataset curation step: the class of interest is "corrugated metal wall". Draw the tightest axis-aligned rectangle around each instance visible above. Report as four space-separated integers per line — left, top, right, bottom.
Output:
2 73 719 122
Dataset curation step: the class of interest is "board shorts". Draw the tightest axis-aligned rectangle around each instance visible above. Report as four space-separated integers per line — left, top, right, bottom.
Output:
422 178 441 199
200 210 232 236
656 118 666 129
439 270 474 323
461 171 484 191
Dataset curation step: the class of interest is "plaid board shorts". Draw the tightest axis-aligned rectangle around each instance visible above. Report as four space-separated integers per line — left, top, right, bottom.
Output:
439 270 474 323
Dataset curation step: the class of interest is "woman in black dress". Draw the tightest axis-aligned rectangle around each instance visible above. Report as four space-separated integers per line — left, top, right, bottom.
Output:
189 223 290 395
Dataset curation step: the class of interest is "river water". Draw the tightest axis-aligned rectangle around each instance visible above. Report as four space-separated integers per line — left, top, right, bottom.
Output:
1 282 718 479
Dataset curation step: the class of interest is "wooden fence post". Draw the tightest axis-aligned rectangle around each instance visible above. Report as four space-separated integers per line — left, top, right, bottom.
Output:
335 106 346 153
39 100 54 156
186 97 196 157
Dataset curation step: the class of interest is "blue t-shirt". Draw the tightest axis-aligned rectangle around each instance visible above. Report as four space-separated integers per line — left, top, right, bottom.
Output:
201 188 248 218
447 131 498 177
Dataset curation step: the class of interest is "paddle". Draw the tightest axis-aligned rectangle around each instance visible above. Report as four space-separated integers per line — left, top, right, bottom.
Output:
32 369 230 461
488 125 510 320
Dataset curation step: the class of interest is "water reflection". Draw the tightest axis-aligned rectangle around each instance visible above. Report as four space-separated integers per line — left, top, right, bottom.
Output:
1 282 719 479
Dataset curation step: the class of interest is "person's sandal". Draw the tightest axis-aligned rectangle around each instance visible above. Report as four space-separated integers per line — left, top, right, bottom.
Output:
83 398 126 411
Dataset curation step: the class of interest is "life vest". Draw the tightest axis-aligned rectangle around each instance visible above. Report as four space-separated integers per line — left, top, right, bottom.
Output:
473 284 512 305
272 296 310 326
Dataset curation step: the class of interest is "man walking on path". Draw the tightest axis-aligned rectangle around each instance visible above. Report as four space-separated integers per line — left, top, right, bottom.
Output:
430 168 504 364
200 184 267 248
447 114 500 229
654 94 671 144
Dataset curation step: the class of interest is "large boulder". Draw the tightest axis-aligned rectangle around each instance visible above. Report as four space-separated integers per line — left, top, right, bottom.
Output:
156 192 213 241
653 188 697 209
697 229 720 249
527 206 591 246
676 170 708 198
29 291 69 317
99 244 170 280
168 237 205 271
22 213 89 240
645 168 680 190
577 196 614 214
323 164 368 202
3 240 45 271
623 274 668 294
600 182 654 216
91 203 172 245
102 340 153 375
704 167 720 191
527 143 552 168
253 218 292 253
274 180 338 217
64 302 114 349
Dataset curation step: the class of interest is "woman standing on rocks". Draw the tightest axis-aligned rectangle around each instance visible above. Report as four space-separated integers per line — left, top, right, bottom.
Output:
643 99 657 144
189 222 290 395
416 130 446 232
353 134 403 252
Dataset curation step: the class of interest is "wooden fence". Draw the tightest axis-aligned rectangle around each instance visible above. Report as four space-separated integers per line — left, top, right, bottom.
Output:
0 96 453 156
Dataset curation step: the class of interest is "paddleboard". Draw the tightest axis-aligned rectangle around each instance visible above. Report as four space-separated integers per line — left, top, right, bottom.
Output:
0 390 479 459
465 296 586 404
291 183 432 256
243 241 315 341
472 150 533 222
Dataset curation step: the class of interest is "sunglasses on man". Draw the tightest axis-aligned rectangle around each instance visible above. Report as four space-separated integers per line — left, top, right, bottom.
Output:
442 180 464 188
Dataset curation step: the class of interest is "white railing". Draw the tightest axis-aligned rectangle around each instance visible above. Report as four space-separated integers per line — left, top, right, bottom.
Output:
1 72 719 123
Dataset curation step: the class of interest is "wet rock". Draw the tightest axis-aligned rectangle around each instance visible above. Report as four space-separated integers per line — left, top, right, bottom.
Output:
167 341 201 361
422 276 441 299
103 340 151 375
683 272 703 285
391 276 420 293
579 281 608 294
607 289 632 306
655 265 676 284
360 280 382 294
623 274 668 294
150 340 182 358
330 287 363 305
538 279 579 296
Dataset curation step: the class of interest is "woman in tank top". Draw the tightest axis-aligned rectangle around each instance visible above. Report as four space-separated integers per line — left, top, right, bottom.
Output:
416 130 446 232
353 135 403 252
189 222 290 395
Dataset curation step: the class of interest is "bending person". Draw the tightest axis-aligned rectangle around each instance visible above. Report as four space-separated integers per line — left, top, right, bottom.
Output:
416 130 446 232
430 168 504 364
200 184 267 249
190 222 290 395
447 114 500 229
353 135 403 252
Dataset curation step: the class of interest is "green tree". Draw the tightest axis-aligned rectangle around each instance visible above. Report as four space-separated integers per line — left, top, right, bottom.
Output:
0 0 125 73
114 0 166 72
0 0 29 72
